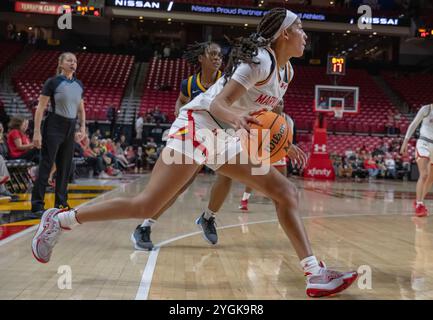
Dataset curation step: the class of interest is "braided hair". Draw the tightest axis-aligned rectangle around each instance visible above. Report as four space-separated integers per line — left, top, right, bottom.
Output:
183 41 221 71
224 7 287 81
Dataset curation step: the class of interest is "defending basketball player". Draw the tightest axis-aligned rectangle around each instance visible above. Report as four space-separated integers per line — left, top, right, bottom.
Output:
131 41 234 250
400 103 433 217
32 8 358 297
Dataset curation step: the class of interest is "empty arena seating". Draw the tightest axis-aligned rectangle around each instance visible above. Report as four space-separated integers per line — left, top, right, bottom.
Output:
382 71 433 112
285 66 409 134
140 58 194 122
12 51 134 120
297 134 416 160
140 59 409 133
0 42 23 73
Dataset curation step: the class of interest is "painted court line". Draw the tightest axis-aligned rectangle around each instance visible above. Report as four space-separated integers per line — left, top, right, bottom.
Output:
135 248 160 300
135 212 399 300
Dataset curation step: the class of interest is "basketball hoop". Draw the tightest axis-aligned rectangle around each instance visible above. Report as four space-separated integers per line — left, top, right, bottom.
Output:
332 106 343 119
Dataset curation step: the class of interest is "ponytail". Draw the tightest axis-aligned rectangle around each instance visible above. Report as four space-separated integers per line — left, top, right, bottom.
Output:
224 8 287 82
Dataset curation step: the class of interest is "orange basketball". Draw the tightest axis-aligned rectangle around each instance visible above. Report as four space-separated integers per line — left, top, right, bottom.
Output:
246 111 292 164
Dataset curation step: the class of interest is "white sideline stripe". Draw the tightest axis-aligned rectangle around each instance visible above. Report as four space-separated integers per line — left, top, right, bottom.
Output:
0 181 127 248
135 248 160 300
134 212 395 300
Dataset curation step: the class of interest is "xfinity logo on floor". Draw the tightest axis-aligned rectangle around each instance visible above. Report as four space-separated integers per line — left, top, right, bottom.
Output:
308 168 332 177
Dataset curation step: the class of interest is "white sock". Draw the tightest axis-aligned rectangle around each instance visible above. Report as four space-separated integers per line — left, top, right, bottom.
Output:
203 208 215 220
141 219 156 228
242 192 251 201
300 255 321 275
417 201 424 205
57 210 80 229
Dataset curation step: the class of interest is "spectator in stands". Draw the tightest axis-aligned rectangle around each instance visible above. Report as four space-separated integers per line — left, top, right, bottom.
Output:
135 146 145 173
151 123 164 145
372 144 385 157
74 132 105 177
100 139 120 171
114 141 131 169
145 111 155 123
107 139 128 169
163 44 171 58
79 131 93 158
330 153 340 175
135 114 144 141
144 141 158 169
401 153 411 171
375 155 386 177
93 129 103 139
7 117 39 162
386 110 397 134
384 153 397 179
390 138 401 153
0 123 9 158
119 134 128 150
152 106 167 123
338 156 353 178
395 154 411 180
125 146 137 169
31 52 86 217
352 156 367 180
0 155 19 201
364 154 380 179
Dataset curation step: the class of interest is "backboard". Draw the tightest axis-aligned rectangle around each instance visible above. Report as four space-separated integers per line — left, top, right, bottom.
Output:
314 85 360 118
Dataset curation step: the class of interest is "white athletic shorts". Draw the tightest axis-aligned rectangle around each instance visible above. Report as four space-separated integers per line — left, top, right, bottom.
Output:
165 109 242 171
416 139 433 163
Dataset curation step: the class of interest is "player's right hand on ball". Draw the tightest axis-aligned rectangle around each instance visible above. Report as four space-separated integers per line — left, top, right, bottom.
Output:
233 111 262 133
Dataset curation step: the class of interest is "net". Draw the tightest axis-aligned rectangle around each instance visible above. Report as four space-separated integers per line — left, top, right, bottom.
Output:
332 106 343 119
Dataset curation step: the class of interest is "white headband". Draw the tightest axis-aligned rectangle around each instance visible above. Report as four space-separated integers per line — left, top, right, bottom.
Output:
271 10 299 41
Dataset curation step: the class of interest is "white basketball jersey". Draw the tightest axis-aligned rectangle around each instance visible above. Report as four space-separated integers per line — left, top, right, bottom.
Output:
419 104 433 140
181 47 293 116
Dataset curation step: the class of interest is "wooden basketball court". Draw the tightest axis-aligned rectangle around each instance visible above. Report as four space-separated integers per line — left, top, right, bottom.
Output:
1 174 432 300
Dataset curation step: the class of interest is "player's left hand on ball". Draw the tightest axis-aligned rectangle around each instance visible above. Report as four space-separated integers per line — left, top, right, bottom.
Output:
287 144 307 169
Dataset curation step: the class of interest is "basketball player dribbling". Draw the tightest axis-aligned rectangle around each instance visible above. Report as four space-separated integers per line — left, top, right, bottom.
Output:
32 8 358 297
132 43 303 249
401 103 433 217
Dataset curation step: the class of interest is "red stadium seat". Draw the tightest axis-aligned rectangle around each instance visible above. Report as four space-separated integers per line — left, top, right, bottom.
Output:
11 50 134 120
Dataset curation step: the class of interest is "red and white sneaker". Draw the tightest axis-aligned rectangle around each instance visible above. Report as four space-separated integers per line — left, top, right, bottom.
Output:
239 199 248 211
31 208 66 263
413 201 417 209
415 203 428 217
306 262 358 298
